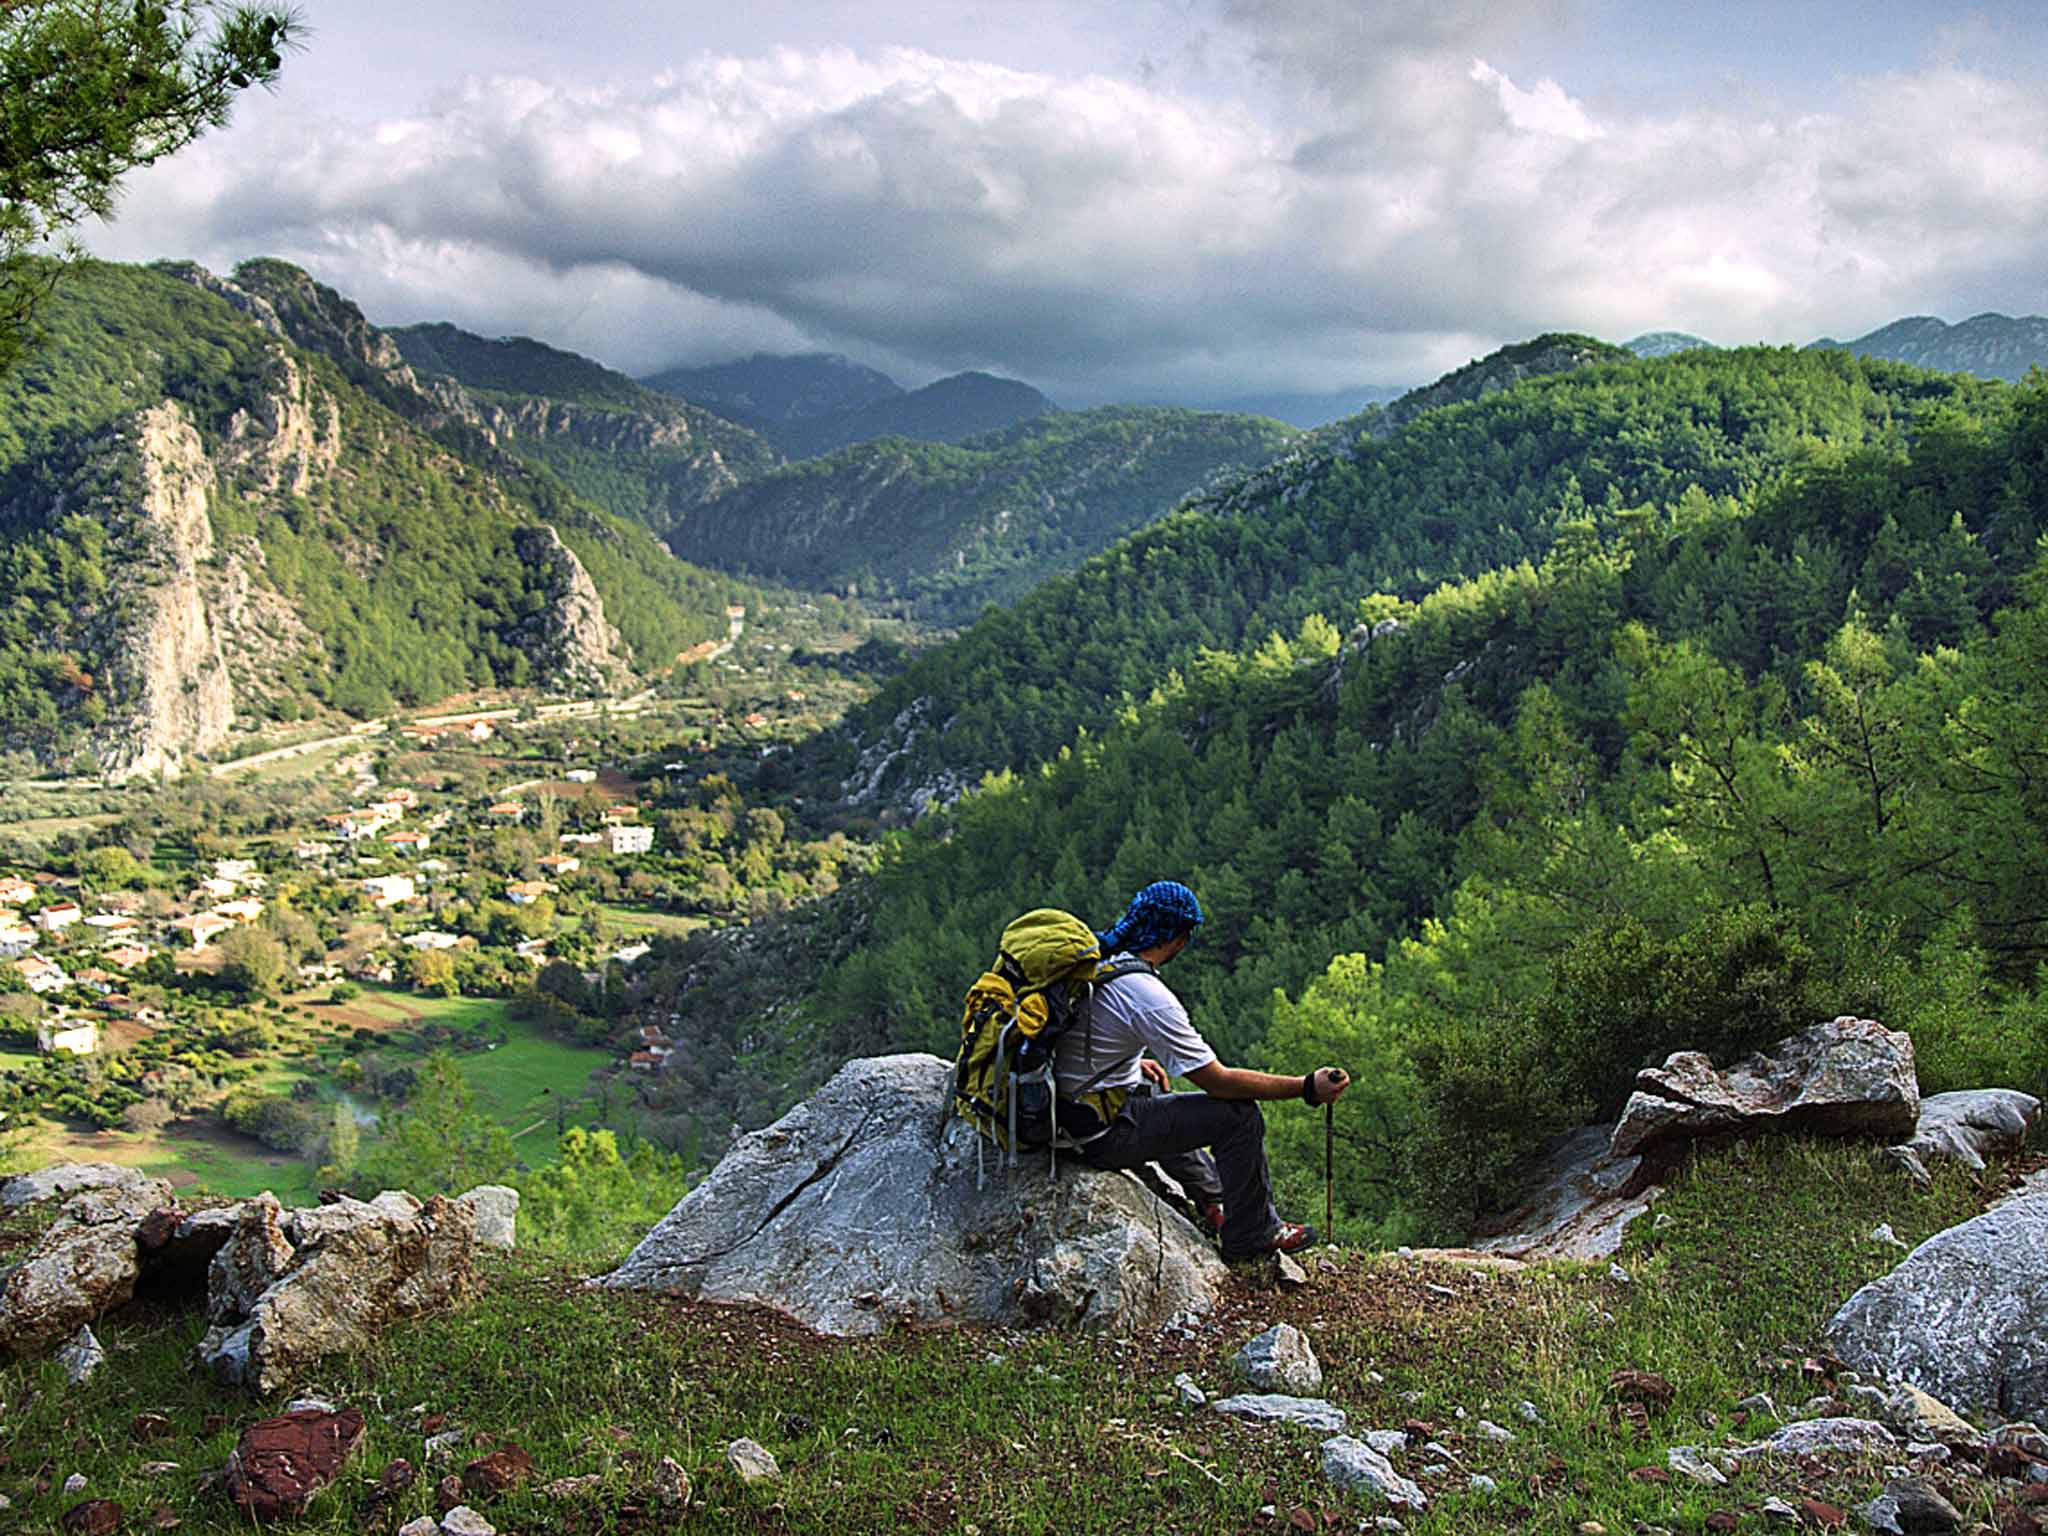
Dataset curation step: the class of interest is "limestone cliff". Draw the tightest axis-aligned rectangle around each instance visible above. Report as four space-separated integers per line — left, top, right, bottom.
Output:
90 404 235 783
509 526 632 695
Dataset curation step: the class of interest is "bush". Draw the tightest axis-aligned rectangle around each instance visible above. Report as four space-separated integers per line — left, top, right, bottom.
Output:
1407 905 1818 1236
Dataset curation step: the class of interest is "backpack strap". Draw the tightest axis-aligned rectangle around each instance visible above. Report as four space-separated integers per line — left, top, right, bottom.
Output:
1090 954 1158 986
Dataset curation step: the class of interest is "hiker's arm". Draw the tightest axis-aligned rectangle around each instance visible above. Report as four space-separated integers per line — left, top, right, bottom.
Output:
1186 1062 1350 1103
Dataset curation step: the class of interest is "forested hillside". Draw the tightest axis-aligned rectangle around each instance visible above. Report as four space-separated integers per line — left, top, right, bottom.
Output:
667 406 1299 620
816 344 1989 813
1810 312 2048 382
629 350 2047 1249
388 321 783 538
0 260 750 773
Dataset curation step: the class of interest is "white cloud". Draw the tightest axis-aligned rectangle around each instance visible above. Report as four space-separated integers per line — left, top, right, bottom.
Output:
87 8 2048 402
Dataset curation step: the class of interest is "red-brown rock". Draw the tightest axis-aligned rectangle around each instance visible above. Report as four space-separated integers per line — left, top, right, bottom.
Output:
1608 1368 1677 1408
1799 1498 1846 1529
460 1446 533 1499
370 1457 416 1503
435 1473 465 1513
223 1406 366 1520
62 1500 123 1535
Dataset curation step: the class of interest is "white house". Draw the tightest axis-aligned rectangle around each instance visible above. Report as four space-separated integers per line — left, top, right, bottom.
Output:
361 875 416 909
214 858 259 882
169 912 235 949
36 1018 98 1055
14 955 68 993
212 898 265 922
402 931 462 951
564 768 597 784
33 901 82 933
0 925 37 959
607 824 654 855
505 880 555 907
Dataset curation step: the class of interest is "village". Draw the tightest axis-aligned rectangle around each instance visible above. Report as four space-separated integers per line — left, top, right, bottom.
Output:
0 648 876 1202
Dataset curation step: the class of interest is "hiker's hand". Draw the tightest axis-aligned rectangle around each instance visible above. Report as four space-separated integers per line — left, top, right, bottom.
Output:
1310 1067 1350 1105
1140 1057 1171 1091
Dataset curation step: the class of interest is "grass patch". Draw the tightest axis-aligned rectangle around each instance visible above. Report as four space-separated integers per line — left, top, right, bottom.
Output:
0 1136 2022 1533
6 1113 322 1205
599 904 710 940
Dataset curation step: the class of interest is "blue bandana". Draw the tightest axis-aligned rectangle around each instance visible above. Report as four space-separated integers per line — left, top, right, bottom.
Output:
1097 880 1204 956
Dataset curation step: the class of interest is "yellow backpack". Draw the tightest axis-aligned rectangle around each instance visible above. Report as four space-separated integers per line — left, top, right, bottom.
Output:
949 909 1150 1181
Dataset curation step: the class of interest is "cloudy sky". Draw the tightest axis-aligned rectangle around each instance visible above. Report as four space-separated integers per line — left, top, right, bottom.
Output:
84 0 2048 405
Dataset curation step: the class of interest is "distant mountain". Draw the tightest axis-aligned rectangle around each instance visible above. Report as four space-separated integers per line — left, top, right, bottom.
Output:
667 406 1298 621
1201 385 1409 429
0 259 750 777
768 371 1058 459
641 353 903 427
1625 331 1718 358
389 323 782 537
1807 313 2048 382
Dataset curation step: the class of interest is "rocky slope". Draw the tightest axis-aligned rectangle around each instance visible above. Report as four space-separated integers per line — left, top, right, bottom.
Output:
0 259 745 775
1809 313 2048 382
390 322 783 536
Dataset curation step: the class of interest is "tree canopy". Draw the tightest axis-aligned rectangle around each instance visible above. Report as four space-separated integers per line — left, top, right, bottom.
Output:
0 0 298 371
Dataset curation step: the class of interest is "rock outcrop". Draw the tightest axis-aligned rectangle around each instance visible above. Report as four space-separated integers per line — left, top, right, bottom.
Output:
1473 1125 1663 1261
1825 1192 2048 1422
201 1189 479 1391
0 1163 168 1208
1610 1018 1918 1158
1887 1089 2040 1185
509 526 632 695
0 1177 173 1358
91 403 235 782
600 1053 1229 1337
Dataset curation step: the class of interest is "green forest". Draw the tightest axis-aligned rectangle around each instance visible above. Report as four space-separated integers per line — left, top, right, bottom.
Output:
631 347 2048 1246
668 405 1300 620
0 260 751 759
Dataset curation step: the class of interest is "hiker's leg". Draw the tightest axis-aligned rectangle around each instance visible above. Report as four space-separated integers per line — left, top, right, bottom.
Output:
1083 1092 1278 1253
1126 1086 1224 1205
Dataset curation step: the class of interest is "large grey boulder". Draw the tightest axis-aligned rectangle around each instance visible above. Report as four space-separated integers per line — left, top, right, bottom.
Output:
199 1189 478 1391
599 1053 1228 1337
1889 1090 2039 1179
1611 1018 1919 1159
0 1162 166 1209
1825 1193 2048 1422
1473 1125 1662 1260
0 1177 172 1358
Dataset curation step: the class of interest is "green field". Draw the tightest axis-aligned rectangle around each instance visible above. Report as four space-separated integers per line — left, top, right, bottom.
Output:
598 903 709 940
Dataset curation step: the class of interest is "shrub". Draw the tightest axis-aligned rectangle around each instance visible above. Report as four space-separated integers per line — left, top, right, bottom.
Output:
1407 905 1818 1237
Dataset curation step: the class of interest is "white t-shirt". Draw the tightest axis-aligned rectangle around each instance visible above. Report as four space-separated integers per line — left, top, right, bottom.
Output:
1053 957 1217 1100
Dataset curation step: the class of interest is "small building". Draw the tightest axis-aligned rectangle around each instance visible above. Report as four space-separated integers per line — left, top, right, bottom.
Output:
36 1018 98 1055
537 854 580 876
401 930 462 951
627 1050 663 1074
196 876 239 900
0 876 35 905
292 841 330 861
15 955 68 993
33 901 82 933
360 875 416 909
0 924 38 959
609 942 652 967
564 769 597 784
381 788 419 808
103 944 152 969
505 880 555 907
607 824 654 856
212 898 265 922
487 801 525 822
385 830 432 854
214 858 259 882
602 804 639 823
169 912 235 949
514 937 550 961
559 831 602 847
82 913 138 935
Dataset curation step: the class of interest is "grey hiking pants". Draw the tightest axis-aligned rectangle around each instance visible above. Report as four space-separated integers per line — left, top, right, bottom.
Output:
1078 1090 1283 1258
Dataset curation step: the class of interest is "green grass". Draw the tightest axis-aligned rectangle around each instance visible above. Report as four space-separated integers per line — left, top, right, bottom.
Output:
0 1135 2019 1533
599 904 709 940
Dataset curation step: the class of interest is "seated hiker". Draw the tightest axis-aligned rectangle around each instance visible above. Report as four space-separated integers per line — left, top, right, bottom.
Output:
1055 880 1349 1261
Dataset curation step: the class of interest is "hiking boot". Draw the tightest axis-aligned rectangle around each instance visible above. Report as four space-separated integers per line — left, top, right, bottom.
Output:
1201 1202 1225 1234
1222 1221 1316 1264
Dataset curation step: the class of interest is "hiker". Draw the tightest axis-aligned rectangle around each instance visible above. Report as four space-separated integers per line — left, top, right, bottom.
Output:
1055 880 1348 1261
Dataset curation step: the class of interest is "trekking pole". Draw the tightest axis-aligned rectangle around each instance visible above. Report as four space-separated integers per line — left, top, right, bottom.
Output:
1324 1098 1334 1242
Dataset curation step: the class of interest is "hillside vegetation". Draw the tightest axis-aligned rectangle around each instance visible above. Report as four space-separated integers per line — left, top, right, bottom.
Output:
626 349 2047 1246
390 322 784 537
0 260 752 769
668 406 1300 620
